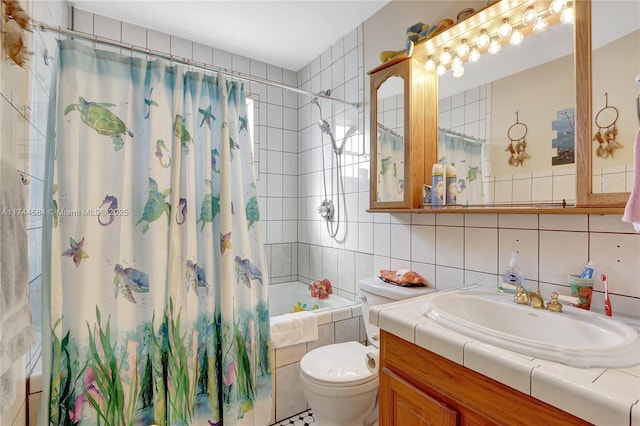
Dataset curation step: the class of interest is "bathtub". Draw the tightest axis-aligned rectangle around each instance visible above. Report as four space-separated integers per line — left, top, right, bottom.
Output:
268 281 354 317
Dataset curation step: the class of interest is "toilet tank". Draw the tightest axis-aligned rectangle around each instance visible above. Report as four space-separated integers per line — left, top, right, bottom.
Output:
358 277 435 347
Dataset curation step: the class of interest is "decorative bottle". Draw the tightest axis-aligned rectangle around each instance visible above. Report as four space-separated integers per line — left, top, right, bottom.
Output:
445 165 457 205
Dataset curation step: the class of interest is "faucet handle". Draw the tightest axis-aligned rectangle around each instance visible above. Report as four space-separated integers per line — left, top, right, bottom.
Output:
515 286 529 305
547 292 563 313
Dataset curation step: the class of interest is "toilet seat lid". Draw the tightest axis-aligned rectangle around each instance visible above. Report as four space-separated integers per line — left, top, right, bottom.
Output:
300 341 378 386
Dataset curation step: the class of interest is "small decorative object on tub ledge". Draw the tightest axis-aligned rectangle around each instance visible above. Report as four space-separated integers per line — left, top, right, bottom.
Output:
291 301 319 313
310 279 332 299
379 269 427 287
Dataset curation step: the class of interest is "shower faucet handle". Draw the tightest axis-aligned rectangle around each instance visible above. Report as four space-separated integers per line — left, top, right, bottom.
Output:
317 199 334 221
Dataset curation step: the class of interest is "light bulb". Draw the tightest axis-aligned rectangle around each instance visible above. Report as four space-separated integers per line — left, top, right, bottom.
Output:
533 17 548 32
440 48 452 65
560 7 575 24
509 30 524 45
476 30 490 49
522 6 538 26
456 39 470 58
498 19 513 38
436 64 447 76
425 56 436 71
453 65 465 78
488 39 501 54
469 48 481 62
451 57 463 70
549 0 567 14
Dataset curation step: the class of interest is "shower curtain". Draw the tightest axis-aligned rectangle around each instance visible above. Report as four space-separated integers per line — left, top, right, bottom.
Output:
438 131 484 205
40 40 271 426
376 124 404 202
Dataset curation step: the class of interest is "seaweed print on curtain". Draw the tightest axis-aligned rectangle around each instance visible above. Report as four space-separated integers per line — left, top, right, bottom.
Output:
42 40 271 426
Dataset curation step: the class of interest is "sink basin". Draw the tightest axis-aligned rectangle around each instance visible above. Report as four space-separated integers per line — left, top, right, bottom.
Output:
422 289 640 368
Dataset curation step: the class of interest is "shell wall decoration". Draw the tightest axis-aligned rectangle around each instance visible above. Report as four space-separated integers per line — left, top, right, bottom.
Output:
2 0 32 67
505 112 530 167
593 93 623 159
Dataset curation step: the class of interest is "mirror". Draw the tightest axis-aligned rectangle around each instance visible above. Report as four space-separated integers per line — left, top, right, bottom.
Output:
588 1 638 199
376 76 405 202
576 0 637 207
369 57 437 209
435 7 576 207
368 0 633 211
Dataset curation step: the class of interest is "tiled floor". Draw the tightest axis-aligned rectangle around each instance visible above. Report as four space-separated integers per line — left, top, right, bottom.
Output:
272 409 316 426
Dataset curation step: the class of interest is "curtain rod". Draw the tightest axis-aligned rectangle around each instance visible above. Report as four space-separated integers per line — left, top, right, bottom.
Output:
33 21 361 109
377 123 403 140
438 127 485 143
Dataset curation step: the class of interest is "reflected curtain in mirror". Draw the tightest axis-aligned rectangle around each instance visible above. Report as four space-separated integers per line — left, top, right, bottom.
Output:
438 130 484 205
377 124 405 202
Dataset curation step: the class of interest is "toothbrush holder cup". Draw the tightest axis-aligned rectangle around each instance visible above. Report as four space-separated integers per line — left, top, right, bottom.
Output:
568 274 594 310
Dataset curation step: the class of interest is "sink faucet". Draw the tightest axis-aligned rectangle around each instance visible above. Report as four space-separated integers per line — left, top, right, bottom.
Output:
515 286 545 309
514 286 564 312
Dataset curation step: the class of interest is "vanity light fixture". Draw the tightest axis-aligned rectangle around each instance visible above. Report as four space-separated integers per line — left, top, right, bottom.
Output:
476 30 490 49
425 56 436 71
498 19 513 38
560 7 575 24
456 39 470 58
440 48 452 65
521 6 538 26
423 0 575 79
549 0 567 14
468 48 481 63
533 16 549 32
509 29 524 45
488 39 502 54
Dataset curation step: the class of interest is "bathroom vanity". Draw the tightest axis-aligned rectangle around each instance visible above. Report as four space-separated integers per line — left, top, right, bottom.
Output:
371 291 640 425
379 332 587 425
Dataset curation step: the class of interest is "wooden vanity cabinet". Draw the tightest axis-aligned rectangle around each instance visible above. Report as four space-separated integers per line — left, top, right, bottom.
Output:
379 331 590 426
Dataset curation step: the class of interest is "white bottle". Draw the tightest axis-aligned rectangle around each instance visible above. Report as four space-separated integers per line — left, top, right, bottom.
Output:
498 252 525 293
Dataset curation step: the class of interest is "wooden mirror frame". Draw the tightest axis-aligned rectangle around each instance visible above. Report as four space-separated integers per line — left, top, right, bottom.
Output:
367 0 628 214
369 57 437 209
575 0 631 208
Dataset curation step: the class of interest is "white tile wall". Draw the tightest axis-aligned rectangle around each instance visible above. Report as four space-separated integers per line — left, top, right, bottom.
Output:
289 33 638 312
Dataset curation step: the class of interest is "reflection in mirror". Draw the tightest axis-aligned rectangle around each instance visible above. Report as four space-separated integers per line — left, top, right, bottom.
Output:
376 76 405 202
591 1 639 194
429 15 576 206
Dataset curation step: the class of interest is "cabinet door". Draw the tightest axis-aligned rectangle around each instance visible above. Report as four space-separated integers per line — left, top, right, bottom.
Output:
380 367 458 426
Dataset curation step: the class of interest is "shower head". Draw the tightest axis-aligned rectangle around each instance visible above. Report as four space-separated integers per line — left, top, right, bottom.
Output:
318 119 343 155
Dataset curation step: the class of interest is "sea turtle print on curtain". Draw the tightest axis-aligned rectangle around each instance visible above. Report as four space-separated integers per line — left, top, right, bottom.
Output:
42 40 272 426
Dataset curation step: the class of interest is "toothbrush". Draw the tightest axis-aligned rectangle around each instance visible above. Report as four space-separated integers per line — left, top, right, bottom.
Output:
601 273 612 317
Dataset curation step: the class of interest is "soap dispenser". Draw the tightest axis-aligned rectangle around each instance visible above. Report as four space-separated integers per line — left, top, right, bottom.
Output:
498 252 525 293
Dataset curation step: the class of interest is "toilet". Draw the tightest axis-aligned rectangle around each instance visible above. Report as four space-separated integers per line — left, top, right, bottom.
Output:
299 277 434 426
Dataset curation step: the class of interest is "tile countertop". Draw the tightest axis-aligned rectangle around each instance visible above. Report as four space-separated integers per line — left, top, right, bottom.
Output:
369 286 640 426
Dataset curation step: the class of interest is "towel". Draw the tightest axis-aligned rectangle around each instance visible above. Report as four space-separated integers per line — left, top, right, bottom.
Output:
0 159 34 413
622 129 640 232
269 311 318 349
